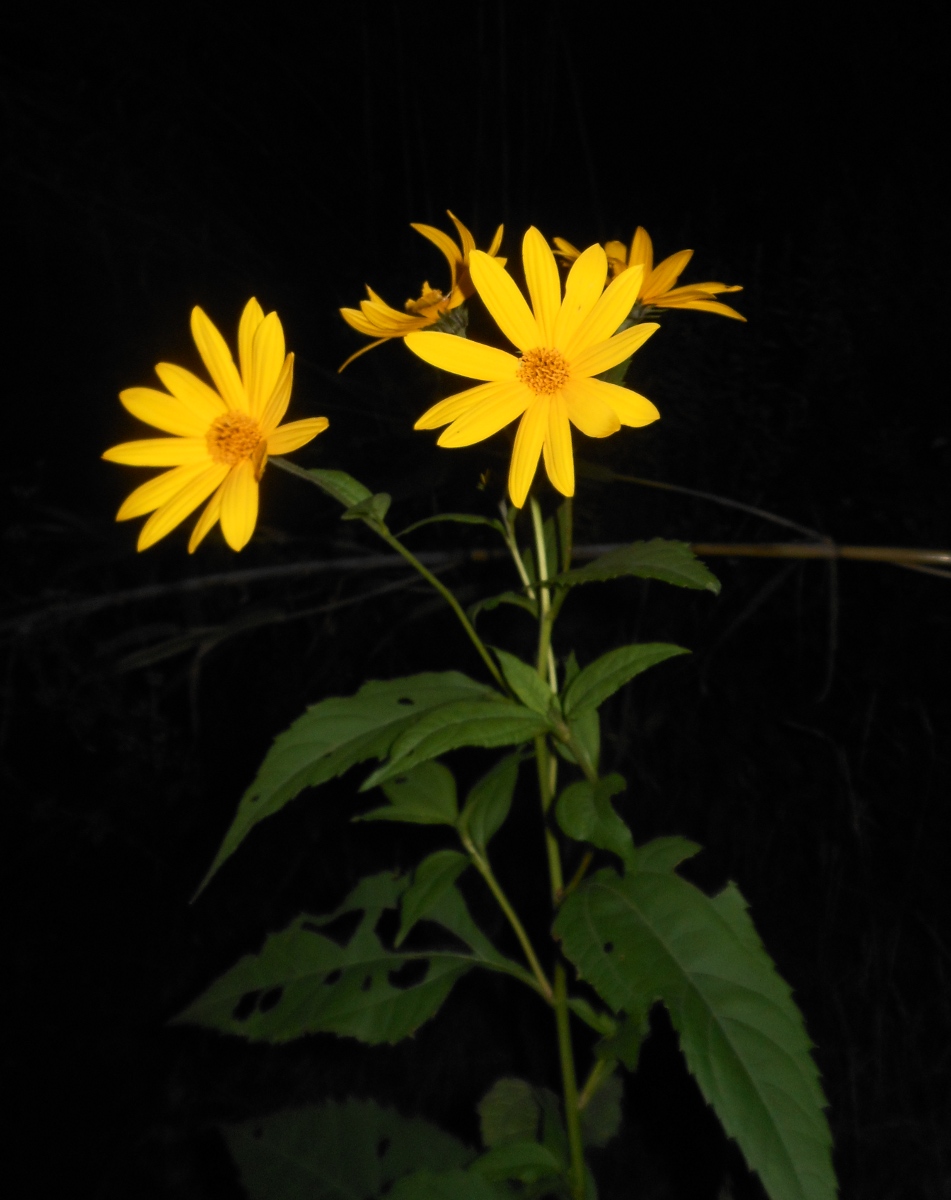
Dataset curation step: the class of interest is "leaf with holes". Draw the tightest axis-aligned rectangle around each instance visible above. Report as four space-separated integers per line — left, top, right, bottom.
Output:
221 1098 472 1200
358 760 459 826
554 868 835 1200
195 672 496 896
555 774 635 870
561 642 689 718
458 753 521 856
551 538 720 594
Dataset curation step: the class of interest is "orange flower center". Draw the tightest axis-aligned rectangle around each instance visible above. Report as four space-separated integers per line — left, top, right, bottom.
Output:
516 348 570 395
206 411 266 474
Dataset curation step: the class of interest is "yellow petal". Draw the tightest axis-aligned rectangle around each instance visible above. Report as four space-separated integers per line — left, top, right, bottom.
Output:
340 306 383 336
486 223 505 258
447 211 476 259
469 251 540 351
190 307 248 412
604 240 628 267
238 298 266 389
644 249 693 300
412 222 462 280
508 397 548 508
137 463 229 550
663 282 743 298
562 381 621 438
267 416 328 455
552 237 582 264
655 296 747 320
543 392 574 497
570 322 659 379
102 437 210 466
119 387 209 437
259 354 296 435
578 377 660 427
629 227 653 275
414 380 509 430
522 227 561 345
154 363 228 422
248 311 286 418
339 339 388 372
404 331 518 381
553 244 608 350
564 264 644 358
437 381 531 447
219 459 259 551
116 463 210 520
188 484 225 553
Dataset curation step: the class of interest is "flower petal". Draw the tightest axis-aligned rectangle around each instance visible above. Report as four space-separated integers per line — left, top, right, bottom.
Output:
552 237 582 264
486 223 505 258
188 483 225 553
655 296 747 320
575 377 660 427
522 227 561 345
116 463 210 520
102 437 210 466
154 363 227 422
136 464 230 550
414 380 509 430
437 381 531 446
404 331 518 382
564 264 645 358
267 416 329 455
469 251 540 351
190 307 248 412
629 227 653 275
553 243 608 350
447 211 476 259
259 354 295 435
543 392 574 497
570 322 659 379
249 311 286 418
562 380 621 438
644 249 693 300
604 240 629 274
119 387 209 437
339 339 388 372
238 298 266 389
412 221 462 273
219 459 259 551
508 397 548 508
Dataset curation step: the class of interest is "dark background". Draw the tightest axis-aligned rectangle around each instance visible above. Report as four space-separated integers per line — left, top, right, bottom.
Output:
4 4 948 1197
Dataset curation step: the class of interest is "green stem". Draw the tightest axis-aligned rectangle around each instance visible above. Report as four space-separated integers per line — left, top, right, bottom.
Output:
555 961 587 1200
577 1057 613 1111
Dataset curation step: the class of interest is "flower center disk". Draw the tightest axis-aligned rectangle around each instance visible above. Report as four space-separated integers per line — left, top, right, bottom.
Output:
516 348 570 396
206 411 266 467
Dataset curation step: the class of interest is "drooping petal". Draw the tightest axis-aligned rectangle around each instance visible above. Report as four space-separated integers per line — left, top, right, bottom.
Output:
267 416 329 455
569 321 660 379
119 387 210 437
486 223 505 257
543 391 575 497
553 243 608 350
663 282 744 298
219 459 259 551
644 249 693 299
522 227 562 345
629 227 653 275
404 331 518 382
187 484 225 554
248 311 286 418
655 296 747 320
447 211 476 260
136 463 230 550
414 380 510 430
552 237 582 264
562 380 621 438
339 339 388 371
116 463 211 520
579 377 661 427
154 363 228 422
102 437 210 466
469 251 541 352
238 298 266 389
259 354 296 435
412 222 462 274
564 264 645 358
437 381 532 447
508 397 549 508
190 307 248 412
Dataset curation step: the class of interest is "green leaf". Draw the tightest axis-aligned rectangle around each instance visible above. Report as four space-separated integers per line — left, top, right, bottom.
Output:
472 1141 563 1185
595 1009 650 1072
554 869 835 1200
389 1170 510 1200
195 672 495 895
362 700 551 790
342 492 392 526
397 512 507 538
580 1072 624 1148
469 590 537 620
552 538 720 594
561 642 689 718
555 775 635 869
303 468 373 509
634 835 702 874
221 1099 472 1200
397 850 470 947
458 753 521 855
358 760 458 826
491 647 557 717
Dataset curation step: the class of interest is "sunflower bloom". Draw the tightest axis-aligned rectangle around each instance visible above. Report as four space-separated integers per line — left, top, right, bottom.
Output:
553 226 745 321
406 227 660 508
339 211 504 370
104 300 328 552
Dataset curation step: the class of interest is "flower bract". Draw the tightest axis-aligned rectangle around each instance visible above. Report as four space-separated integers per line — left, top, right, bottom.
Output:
406 227 660 508
553 226 745 320
103 299 328 552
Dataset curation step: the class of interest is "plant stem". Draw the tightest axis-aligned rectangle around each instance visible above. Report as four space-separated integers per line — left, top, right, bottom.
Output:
555 961 587 1200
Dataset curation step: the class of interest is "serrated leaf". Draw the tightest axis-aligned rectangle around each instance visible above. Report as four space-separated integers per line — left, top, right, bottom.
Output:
580 1072 624 1148
397 850 469 947
221 1099 472 1200
552 539 721 594
303 468 373 509
458 753 521 855
595 1009 649 1071
362 700 550 790
554 869 835 1200
398 512 507 538
195 672 495 896
358 760 458 826
555 775 634 869
342 492 392 526
389 1169 510 1200
491 647 556 717
561 643 689 718
479 1078 543 1148
634 835 702 874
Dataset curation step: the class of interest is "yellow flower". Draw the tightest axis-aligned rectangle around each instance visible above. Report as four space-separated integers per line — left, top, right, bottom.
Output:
339 211 504 370
553 226 745 321
103 299 328 553
406 227 660 508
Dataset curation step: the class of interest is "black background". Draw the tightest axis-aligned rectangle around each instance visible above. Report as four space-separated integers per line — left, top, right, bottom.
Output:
5 4 949 1197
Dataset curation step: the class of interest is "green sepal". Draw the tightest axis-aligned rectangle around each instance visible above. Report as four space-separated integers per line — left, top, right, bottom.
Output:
457 753 522 856
551 538 720 594
555 774 635 870
561 642 689 718
342 492 392 527
491 647 559 718
301 468 373 509
357 760 458 826
397 849 469 947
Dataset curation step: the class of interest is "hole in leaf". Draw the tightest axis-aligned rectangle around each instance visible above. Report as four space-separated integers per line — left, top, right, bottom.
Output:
396 697 414 706
374 907 400 949
399 919 470 956
232 990 262 1021
376 1136 391 1159
388 958 429 990
323 969 342 986
603 942 614 954
360 975 373 992
259 987 283 1014
315 910 363 946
